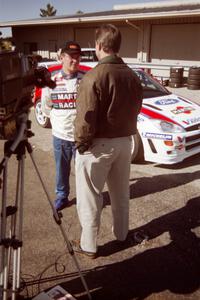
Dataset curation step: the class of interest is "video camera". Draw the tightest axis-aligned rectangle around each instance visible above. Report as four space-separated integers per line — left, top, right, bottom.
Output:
0 51 56 140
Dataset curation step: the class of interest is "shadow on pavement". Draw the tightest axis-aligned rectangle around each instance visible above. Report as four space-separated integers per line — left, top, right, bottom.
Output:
23 195 200 299
156 153 200 170
60 196 200 299
129 170 200 199
102 170 200 206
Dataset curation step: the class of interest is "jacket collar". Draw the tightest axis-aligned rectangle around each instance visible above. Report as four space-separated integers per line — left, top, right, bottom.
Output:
98 54 124 65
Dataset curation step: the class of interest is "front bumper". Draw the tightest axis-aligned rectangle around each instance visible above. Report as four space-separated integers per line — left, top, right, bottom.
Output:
142 129 200 164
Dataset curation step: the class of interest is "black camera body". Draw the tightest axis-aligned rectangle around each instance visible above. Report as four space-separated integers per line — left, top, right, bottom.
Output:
0 51 56 139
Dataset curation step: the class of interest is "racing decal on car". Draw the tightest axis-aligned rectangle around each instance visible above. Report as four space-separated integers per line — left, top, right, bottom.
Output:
137 115 146 122
143 103 162 111
183 116 200 125
177 96 193 104
142 132 173 140
171 106 195 115
155 99 180 105
141 107 178 125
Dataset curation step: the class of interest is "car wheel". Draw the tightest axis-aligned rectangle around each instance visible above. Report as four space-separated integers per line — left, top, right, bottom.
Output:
35 99 51 128
131 132 144 163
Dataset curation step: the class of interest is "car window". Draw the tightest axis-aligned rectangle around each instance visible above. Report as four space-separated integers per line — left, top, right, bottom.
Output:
133 70 170 99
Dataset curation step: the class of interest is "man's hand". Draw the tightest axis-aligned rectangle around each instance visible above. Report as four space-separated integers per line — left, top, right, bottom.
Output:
76 143 90 154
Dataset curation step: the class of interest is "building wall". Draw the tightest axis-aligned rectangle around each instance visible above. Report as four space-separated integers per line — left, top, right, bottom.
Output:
149 18 200 65
13 22 140 60
74 24 139 60
74 25 97 48
144 16 200 78
13 24 74 59
12 16 200 78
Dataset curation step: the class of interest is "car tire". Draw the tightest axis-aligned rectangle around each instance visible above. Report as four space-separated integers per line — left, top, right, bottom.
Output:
170 67 184 76
187 84 200 90
187 74 200 80
169 78 183 84
187 78 200 85
169 67 183 88
168 82 182 88
188 67 200 75
131 132 144 163
35 99 51 128
170 73 183 79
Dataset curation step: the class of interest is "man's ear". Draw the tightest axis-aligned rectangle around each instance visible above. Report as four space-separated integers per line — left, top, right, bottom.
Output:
98 42 102 51
59 53 65 63
96 42 102 51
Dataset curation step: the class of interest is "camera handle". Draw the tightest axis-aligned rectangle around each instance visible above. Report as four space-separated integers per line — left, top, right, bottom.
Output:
0 114 92 300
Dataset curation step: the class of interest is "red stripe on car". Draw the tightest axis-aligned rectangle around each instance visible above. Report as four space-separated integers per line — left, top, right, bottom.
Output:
141 107 178 125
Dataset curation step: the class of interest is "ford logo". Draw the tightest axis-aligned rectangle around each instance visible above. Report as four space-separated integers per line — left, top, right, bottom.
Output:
155 99 179 105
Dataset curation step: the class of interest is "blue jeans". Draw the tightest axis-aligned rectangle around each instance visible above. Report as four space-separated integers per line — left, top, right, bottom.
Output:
53 136 76 201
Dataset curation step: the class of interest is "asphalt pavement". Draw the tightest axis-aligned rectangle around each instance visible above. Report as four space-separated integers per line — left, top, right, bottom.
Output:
0 87 200 300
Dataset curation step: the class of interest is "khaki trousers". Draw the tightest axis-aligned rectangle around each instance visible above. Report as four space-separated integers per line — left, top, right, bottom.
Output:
75 136 132 253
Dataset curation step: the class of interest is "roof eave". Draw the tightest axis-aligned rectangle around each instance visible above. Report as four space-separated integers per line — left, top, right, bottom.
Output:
1 10 200 27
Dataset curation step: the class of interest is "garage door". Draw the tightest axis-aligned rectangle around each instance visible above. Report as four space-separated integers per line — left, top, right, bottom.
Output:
75 27 97 48
120 26 139 59
75 25 139 59
150 23 200 65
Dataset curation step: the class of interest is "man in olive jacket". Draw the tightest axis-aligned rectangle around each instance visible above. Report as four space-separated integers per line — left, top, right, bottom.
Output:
73 24 143 258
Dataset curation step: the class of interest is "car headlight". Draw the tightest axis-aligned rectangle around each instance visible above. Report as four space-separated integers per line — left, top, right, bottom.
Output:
151 119 185 133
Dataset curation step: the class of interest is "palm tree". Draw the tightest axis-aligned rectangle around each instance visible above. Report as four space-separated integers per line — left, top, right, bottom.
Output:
40 3 57 17
0 39 13 51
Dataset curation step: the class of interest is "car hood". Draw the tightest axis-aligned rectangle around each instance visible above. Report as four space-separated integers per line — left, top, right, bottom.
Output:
141 94 200 129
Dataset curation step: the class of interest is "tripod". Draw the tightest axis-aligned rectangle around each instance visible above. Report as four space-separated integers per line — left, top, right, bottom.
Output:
0 113 92 300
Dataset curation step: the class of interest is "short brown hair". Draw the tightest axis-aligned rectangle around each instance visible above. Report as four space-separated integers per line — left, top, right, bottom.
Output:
95 24 121 53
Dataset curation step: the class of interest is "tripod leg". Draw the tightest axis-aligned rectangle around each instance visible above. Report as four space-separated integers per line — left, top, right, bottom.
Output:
0 147 26 300
0 167 4 295
11 156 25 300
0 163 10 300
3 250 9 300
12 246 22 300
27 144 92 300
16 155 25 291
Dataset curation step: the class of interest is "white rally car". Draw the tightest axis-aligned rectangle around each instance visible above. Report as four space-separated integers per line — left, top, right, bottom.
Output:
132 69 200 164
34 65 200 165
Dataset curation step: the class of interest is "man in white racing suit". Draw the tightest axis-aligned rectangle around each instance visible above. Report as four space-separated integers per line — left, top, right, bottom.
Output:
41 41 85 211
